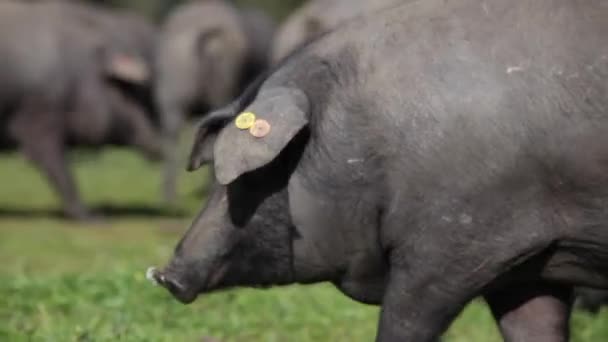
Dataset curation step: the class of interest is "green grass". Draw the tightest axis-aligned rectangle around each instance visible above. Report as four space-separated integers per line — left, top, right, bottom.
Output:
2 145 608 341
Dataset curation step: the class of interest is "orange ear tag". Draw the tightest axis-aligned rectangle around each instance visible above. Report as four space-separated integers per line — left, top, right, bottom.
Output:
235 112 256 129
249 119 271 138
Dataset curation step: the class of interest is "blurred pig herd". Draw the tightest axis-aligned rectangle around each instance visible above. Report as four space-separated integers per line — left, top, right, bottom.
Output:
0 0 400 220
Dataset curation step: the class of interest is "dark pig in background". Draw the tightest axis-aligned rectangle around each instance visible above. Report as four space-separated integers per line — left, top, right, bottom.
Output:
155 0 275 203
240 6 276 84
42 0 158 73
0 1 162 220
39 0 160 126
149 0 607 341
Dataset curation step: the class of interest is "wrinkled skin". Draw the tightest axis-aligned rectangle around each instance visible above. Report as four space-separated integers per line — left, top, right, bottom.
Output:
156 0 275 203
0 1 162 220
271 0 408 64
152 0 608 340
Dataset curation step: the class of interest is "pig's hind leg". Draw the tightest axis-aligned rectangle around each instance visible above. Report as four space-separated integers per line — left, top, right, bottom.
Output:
485 282 572 342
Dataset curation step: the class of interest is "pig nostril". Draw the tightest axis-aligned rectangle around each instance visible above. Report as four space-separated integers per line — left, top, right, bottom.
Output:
151 269 186 291
146 266 195 302
164 276 185 293
145 267 181 291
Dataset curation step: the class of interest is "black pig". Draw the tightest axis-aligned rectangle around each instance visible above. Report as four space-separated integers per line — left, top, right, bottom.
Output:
151 0 608 340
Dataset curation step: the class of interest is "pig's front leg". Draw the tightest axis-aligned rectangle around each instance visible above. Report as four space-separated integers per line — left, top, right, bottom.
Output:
376 268 472 342
485 282 572 342
375 228 554 341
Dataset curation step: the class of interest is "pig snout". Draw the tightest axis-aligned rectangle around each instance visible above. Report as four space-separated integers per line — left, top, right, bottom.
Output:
146 266 199 304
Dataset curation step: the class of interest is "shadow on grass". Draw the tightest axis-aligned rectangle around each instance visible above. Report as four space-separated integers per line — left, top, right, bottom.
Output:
0 204 189 220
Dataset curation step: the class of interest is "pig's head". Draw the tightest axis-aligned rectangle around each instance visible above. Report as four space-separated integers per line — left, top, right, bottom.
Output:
151 87 311 303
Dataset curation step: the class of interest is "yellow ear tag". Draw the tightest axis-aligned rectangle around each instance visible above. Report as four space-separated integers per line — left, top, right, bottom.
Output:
235 112 256 130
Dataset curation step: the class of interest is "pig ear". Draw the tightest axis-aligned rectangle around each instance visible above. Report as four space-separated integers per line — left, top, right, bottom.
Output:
187 106 236 171
106 53 150 84
213 87 310 185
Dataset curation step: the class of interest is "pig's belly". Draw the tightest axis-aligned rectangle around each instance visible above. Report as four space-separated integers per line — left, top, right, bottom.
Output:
542 235 608 288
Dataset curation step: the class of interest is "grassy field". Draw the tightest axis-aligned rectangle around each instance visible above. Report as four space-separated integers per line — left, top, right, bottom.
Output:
2 144 608 341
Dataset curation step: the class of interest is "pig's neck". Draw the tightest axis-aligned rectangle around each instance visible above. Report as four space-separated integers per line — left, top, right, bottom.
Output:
287 170 388 304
